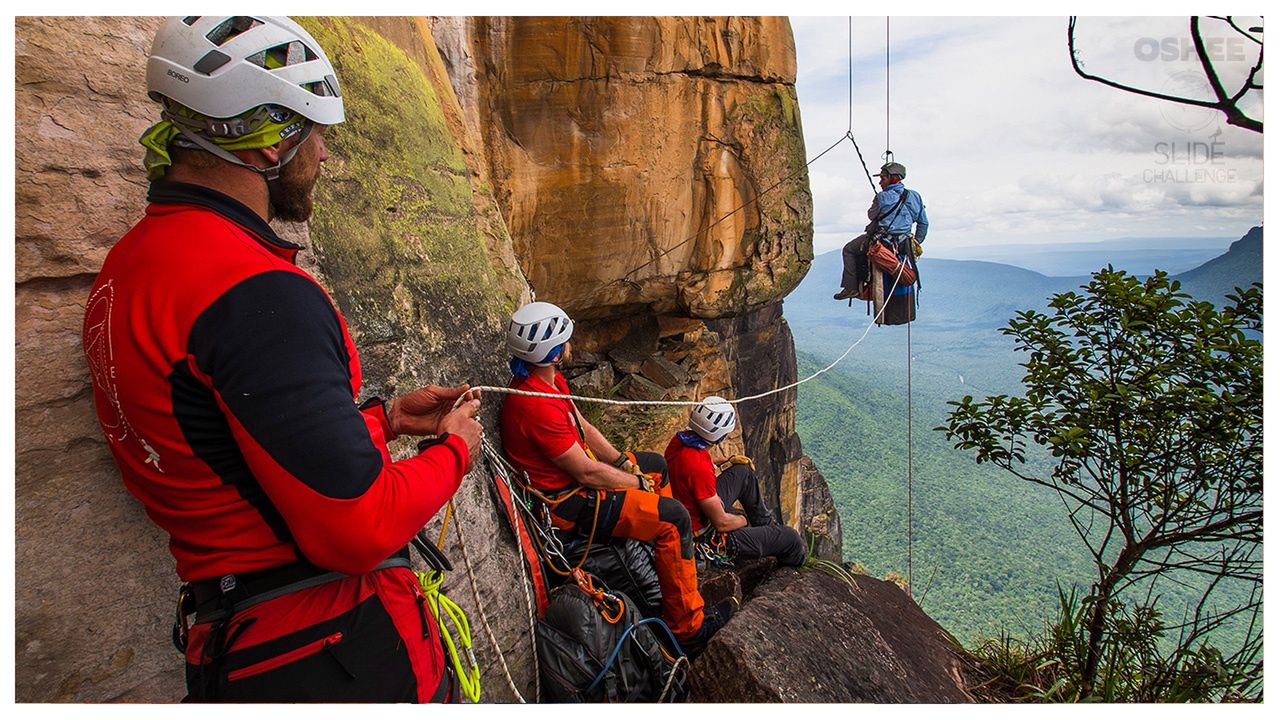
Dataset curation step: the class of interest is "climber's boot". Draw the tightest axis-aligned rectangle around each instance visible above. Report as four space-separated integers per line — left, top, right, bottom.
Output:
680 597 739 661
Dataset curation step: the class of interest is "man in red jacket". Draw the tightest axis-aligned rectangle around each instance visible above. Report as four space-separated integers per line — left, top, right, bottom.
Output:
499 301 737 658
665 397 806 567
82 16 481 702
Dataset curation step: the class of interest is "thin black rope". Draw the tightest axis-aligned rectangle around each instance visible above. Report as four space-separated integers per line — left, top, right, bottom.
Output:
887 14 913 600
849 132 877 192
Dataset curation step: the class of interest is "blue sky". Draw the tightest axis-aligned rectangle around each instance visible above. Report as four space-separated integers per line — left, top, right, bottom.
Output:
790 16 1264 256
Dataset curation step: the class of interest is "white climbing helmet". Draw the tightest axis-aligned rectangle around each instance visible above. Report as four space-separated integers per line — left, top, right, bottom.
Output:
507 301 574 365
690 395 737 443
146 16 345 125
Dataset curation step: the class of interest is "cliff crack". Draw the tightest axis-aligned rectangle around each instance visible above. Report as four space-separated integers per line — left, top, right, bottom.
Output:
526 70 794 87
17 272 99 294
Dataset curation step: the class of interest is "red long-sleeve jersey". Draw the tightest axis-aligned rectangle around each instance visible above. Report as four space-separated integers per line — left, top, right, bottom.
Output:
83 181 466 582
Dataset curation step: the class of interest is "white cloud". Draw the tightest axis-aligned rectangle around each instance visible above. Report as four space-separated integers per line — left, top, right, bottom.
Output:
791 16 1264 255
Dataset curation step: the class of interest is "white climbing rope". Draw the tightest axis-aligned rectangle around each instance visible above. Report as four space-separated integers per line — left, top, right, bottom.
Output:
658 655 689 702
465 265 905 409
453 508 527 703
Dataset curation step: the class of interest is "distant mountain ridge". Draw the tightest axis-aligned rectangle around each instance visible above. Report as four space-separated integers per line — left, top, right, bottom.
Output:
793 225 1261 320
936 235 1238 276
1173 225 1263 302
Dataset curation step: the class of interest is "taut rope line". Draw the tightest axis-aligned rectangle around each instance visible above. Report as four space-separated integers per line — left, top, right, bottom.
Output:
466 266 906 408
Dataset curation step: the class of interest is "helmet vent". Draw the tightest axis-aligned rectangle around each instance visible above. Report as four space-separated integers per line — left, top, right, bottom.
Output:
182 17 200 26
321 74 342 98
206 17 262 47
249 40 312 71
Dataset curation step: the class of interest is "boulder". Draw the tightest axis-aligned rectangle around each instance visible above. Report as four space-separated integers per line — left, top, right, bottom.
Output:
640 354 691 388
567 362 617 395
617 374 667 402
689 569 978 703
608 346 652 375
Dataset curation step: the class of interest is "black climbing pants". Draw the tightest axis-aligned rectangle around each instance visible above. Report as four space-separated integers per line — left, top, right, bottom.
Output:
716 464 807 567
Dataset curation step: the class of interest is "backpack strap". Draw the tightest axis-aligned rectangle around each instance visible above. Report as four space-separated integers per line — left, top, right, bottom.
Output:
870 186 911 230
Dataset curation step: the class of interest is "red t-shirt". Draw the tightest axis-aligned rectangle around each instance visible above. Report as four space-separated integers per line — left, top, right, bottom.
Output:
500 371 585 492
664 434 719 532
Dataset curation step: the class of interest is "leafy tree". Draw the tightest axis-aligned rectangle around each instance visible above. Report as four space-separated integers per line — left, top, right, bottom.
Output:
942 269 1262 700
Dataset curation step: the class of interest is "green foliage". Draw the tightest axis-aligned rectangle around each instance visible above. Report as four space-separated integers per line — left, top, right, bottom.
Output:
943 268 1263 699
972 583 1263 702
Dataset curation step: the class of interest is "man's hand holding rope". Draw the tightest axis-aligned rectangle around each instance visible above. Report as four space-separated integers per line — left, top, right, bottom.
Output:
390 383 484 469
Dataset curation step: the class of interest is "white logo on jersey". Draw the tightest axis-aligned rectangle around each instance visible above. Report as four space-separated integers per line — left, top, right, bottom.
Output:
84 280 165 473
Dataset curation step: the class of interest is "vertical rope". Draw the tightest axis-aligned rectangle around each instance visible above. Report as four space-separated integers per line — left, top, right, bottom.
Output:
907 318 913 598
885 16 891 156
455 513 526 703
848 16 853 133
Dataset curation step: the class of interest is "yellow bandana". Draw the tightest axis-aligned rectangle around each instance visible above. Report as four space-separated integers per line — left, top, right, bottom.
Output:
139 104 306 181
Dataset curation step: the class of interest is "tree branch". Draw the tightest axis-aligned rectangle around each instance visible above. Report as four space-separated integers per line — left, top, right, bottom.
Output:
1066 16 1262 133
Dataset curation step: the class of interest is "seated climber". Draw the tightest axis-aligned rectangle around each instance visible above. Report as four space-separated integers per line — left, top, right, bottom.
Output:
665 397 807 567
499 301 737 656
834 161 928 301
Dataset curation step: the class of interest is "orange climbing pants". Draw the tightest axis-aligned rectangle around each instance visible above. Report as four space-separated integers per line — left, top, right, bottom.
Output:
550 454 705 639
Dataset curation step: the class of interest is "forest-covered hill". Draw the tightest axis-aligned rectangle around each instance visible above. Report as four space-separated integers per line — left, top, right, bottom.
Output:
785 227 1262 646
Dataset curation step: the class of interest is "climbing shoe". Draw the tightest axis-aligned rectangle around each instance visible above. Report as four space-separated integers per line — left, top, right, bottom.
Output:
833 287 860 300
681 597 739 661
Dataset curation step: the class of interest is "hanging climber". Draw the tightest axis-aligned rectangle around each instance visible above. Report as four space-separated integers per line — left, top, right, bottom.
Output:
81 16 483 702
833 161 928 322
499 301 738 657
665 397 807 568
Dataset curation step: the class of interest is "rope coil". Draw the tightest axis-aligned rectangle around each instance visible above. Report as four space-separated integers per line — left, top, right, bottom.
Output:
416 570 482 703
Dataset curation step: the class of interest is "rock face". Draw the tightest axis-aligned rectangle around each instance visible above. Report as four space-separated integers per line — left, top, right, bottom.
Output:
436 17 831 547
16 15 845 704
16 16 180 702
14 16 537 702
435 17 812 321
690 569 978 703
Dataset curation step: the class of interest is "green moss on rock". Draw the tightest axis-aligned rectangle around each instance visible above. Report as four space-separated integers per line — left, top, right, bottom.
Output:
298 17 510 339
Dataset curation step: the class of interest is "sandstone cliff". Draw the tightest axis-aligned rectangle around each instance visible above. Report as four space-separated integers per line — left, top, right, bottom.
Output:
433 17 831 555
16 16 860 703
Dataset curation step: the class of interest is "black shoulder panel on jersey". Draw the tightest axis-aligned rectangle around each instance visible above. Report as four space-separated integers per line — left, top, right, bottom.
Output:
187 270 384 500
170 359 295 543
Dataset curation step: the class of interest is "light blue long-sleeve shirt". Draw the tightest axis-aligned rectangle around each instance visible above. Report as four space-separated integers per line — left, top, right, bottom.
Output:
867 182 928 241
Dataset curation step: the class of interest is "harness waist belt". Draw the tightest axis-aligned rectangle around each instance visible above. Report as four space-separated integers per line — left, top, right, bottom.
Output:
190 546 411 623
